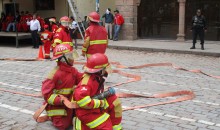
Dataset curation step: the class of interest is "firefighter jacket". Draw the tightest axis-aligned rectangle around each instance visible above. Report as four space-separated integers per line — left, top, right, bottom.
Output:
52 25 73 49
73 74 111 128
40 30 53 43
51 24 59 35
82 23 108 58
42 62 83 117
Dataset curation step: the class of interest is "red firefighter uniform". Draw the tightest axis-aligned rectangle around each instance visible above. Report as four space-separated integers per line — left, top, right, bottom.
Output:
17 13 28 32
37 16 45 29
52 16 73 50
2 15 14 31
42 44 83 130
73 53 122 130
82 12 108 58
52 26 73 49
40 25 53 59
51 23 59 35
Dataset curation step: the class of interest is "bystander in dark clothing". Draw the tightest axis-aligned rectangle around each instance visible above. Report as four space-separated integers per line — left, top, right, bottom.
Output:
69 16 78 49
190 9 207 50
102 8 114 40
27 14 41 48
0 12 6 31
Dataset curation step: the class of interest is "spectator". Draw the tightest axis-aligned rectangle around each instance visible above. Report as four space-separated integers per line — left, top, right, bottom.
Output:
190 9 207 50
6 11 20 32
113 9 124 41
102 8 114 40
82 16 88 29
27 14 41 48
1 13 14 31
0 12 6 31
17 11 29 32
69 16 78 49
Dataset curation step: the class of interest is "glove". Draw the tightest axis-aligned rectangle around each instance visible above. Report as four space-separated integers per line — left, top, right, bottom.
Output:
100 99 109 109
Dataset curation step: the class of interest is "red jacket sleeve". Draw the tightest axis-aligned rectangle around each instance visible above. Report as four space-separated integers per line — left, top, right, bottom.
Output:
75 85 104 109
42 79 63 106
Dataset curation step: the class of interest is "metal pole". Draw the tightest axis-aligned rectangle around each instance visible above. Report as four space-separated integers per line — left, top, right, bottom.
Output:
67 0 84 40
96 0 99 13
13 0 18 48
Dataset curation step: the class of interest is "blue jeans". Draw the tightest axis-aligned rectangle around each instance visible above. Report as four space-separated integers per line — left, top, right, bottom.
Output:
114 25 121 40
6 22 16 32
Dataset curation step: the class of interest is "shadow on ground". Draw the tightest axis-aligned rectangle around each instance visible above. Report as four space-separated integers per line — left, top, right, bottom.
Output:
0 37 33 48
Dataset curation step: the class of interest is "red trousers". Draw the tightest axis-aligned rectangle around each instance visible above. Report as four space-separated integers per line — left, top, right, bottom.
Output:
76 95 122 130
1 22 8 31
43 41 51 59
51 108 73 130
17 23 28 32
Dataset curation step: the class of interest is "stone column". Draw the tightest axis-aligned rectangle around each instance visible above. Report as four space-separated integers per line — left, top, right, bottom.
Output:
115 0 138 40
176 0 186 42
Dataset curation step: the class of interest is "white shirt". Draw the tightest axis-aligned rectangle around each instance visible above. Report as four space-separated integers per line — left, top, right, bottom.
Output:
69 21 77 29
27 19 41 32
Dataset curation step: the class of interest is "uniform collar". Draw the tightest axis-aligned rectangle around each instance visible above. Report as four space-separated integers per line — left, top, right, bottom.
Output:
58 62 72 72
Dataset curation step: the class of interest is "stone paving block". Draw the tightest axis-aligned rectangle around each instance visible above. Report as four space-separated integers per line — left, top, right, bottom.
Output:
178 124 198 129
207 126 220 130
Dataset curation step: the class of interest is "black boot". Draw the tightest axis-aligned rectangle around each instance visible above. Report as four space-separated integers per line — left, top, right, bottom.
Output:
190 46 196 49
201 45 204 50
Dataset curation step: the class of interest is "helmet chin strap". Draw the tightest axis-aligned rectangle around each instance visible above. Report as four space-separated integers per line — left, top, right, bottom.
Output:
58 55 72 66
63 55 72 66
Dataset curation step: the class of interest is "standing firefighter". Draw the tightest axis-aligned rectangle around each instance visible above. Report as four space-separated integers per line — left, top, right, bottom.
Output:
52 16 73 50
190 9 207 50
40 24 53 59
82 12 108 58
41 44 82 130
73 53 122 130
49 18 58 35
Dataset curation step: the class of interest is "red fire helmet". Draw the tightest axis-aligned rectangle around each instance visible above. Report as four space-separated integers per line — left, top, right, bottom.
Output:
88 12 100 23
52 44 73 60
84 53 110 73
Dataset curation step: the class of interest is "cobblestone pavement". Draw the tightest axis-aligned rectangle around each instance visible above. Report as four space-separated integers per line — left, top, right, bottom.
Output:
0 45 220 130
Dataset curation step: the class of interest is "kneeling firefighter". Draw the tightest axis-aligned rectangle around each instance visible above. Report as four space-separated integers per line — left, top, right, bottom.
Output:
72 53 122 130
41 44 83 130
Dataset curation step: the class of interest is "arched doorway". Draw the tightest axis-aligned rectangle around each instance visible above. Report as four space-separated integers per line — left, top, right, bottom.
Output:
137 0 179 39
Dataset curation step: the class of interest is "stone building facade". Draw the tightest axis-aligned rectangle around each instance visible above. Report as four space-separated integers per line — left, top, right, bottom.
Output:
116 0 220 41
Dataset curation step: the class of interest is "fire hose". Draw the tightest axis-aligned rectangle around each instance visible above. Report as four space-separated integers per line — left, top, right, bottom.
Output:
2 59 219 123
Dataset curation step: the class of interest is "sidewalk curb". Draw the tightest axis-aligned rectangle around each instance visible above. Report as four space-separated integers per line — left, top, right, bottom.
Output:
78 42 220 57
108 45 220 57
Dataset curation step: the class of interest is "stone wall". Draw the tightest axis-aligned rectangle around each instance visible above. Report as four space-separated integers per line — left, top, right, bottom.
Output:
115 0 138 40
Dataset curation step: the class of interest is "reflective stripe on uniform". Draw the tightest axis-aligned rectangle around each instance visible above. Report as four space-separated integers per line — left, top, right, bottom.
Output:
81 74 90 85
103 98 109 109
94 63 109 69
90 40 107 45
77 96 91 107
62 42 73 46
86 113 110 128
52 39 62 47
75 117 82 130
86 54 91 58
48 94 58 105
82 47 87 52
113 123 122 130
47 109 67 117
53 88 73 95
93 99 101 109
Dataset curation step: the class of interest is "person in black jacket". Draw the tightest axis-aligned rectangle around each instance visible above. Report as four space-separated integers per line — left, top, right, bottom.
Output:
190 9 207 50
